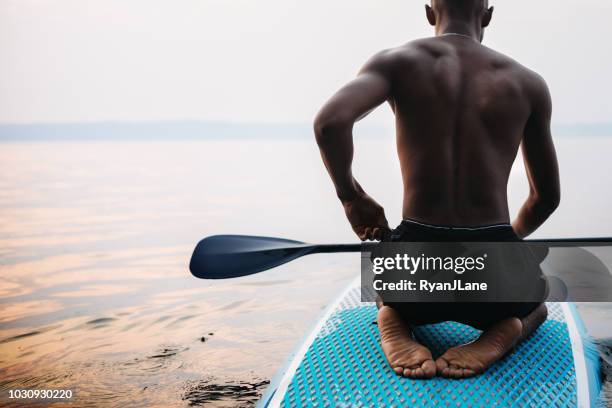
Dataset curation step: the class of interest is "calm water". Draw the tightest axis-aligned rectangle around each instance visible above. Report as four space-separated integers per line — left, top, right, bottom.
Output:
0 137 611 407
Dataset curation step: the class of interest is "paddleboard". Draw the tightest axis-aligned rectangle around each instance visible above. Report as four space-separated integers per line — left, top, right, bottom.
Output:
258 277 601 407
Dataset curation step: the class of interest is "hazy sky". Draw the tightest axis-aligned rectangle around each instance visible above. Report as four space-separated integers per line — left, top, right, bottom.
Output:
1 0 611 124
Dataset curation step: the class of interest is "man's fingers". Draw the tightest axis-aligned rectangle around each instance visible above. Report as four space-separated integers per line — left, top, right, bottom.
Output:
356 227 374 241
372 228 383 240
371 228 380 240
373 227 393 241
356 226 393 241
355 226 367 241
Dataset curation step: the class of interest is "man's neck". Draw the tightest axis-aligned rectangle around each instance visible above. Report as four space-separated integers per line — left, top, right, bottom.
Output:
435 20 481 42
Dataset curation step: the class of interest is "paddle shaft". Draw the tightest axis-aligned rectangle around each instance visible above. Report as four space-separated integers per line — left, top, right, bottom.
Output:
316 238 612 254
312 243 362 253
529 237 612 246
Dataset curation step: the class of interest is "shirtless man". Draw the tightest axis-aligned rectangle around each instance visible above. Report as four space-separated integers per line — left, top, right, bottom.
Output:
314 0 560 379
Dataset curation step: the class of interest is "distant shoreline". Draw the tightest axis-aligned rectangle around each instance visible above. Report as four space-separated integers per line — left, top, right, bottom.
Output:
0 121 610 141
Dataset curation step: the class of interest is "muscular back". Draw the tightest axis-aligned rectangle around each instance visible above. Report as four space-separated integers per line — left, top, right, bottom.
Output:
389 36 537 225
315 34 558 236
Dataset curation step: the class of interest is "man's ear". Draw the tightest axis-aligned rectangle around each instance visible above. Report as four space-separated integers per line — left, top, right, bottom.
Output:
425 4 436 26
482 6 493 27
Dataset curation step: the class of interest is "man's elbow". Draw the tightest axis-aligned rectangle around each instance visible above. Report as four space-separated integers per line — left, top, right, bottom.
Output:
535 191 560 214
313 111 353 146
547 193 561 212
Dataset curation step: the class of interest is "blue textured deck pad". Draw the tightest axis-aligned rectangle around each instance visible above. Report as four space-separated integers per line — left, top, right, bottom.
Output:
282 303 575 407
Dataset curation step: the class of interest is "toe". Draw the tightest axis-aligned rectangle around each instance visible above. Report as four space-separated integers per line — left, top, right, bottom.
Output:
462 368 476 378
448 367 463 378
402 364 434 379
435 357 449 375
413 367 424 378
393 366 404 376
422 360 437 379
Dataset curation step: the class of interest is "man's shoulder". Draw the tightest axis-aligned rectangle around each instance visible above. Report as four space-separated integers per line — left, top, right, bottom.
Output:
363 40 549 96
363 39 441 72
482 45 547 87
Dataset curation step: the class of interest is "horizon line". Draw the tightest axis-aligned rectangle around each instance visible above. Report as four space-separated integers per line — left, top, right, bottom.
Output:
0 120 611 140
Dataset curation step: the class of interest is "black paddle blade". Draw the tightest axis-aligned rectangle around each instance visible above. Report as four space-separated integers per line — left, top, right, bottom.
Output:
189 235 315 279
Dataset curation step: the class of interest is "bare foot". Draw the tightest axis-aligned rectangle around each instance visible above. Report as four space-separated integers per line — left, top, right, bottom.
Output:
377 306 436 379
435 317 523 378
435 304 548 379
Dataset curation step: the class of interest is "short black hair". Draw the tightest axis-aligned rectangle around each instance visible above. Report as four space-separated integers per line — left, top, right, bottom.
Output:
432 0 488 16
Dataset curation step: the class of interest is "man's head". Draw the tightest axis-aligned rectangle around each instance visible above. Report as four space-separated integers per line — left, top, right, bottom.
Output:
425 0 494 42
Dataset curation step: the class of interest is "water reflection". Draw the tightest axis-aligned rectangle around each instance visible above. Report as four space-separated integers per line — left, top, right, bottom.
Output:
0 139 610 406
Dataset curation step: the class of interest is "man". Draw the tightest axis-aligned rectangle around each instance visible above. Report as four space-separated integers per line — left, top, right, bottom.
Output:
314 0 560 379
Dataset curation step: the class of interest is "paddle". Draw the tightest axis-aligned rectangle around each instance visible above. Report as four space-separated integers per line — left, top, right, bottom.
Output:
189 235 362 279
189 234 612 279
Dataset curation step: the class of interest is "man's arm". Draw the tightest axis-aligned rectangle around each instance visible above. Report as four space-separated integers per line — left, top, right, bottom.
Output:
313 51 394 240
512 76 560 239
